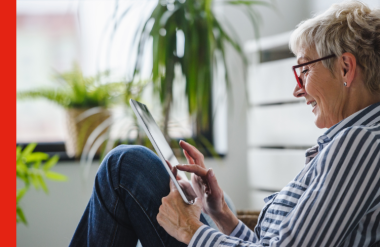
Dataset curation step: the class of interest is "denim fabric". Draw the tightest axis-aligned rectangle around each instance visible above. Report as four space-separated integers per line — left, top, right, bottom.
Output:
69 145 211 247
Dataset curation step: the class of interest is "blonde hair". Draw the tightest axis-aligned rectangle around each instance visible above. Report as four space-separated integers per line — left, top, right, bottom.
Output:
290 0 380 93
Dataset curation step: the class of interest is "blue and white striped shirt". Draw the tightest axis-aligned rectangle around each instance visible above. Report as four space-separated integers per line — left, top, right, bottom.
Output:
189 102 380 247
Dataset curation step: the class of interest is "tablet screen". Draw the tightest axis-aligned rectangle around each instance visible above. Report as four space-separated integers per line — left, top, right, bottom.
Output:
133 101 178 166
130 99 193 204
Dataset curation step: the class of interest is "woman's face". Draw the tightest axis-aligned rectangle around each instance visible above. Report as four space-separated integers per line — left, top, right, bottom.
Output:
293 47 344 129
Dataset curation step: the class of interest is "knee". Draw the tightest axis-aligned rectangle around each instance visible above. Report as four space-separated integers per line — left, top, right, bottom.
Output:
97 145 161 186
102 145 157 170
106 145 155 161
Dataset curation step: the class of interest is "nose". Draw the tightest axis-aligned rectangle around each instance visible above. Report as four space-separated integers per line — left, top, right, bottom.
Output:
293 82 306 98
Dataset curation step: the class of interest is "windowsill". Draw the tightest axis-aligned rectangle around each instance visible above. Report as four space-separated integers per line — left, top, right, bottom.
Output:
17 141 226 163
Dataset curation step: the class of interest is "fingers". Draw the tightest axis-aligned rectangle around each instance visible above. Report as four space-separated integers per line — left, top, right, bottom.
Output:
172 166 178 178
166 160 173 170
206 168 220 196
166 160 176 176
183 149 195 164
166 160 182 180
169 178 177 192
176 164 208 178
179 140 205 168
178 180 197 200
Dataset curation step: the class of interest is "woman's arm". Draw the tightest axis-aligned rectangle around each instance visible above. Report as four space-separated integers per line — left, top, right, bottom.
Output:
159 127 380 247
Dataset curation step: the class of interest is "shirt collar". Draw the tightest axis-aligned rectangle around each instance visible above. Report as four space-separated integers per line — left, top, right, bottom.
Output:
317 102 380 151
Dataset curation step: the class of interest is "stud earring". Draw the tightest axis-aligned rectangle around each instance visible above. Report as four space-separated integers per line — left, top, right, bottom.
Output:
344 82 347 86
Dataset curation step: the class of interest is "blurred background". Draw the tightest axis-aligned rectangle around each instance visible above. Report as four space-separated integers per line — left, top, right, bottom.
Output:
17 0 380 246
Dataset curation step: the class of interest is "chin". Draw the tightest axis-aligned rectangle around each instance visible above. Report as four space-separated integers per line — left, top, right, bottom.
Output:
314 120 325 129
314 116 327 129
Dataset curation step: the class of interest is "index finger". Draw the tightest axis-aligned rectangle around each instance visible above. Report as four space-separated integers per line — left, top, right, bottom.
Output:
166 160 181 180
176 164 208 178
179 140 205 168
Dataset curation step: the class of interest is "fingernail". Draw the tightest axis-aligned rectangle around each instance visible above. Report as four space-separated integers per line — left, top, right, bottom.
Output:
209 168 214 177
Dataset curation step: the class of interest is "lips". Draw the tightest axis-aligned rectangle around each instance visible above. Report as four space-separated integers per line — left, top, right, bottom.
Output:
306 100 317 113
307 100 317 107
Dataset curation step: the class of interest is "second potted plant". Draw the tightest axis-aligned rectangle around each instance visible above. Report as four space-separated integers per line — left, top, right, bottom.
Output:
17 63 126 158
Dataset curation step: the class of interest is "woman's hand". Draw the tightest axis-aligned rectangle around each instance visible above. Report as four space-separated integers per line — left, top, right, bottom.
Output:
166 160 197 201
176 141 239 234
157 178 204 244
176 140 223 216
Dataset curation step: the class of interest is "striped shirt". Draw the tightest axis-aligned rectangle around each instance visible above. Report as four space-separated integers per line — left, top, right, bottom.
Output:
189 102 380 247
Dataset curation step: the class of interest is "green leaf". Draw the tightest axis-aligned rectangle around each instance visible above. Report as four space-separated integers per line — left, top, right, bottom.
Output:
43 155 60 171
16 207 28 225
37 175 49 194
30 173 40 190
21 143 37 159
16 187 29 203
17 62 132 109
45 171 68 181
26 152 49 163
16 146 22 161
16 160 28 174
198 135 221 160
16 170 30 186
159 7 180 27
17 89 72 108
33 160 42 169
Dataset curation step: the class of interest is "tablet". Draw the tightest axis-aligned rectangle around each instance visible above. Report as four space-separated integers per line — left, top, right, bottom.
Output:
130 99 194 205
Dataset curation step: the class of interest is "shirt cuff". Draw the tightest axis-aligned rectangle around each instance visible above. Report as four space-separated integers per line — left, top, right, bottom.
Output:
229 220 252 239
188 225 226 247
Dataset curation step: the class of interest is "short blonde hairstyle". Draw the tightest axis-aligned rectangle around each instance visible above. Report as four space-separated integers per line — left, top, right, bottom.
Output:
290 0 380 94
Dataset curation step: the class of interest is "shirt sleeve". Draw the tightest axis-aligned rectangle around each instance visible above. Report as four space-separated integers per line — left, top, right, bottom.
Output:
188 222 262 247
229 221 256 241
189 127 380 247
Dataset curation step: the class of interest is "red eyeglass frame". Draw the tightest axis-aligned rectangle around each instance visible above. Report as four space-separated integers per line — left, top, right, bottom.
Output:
292 54 336 88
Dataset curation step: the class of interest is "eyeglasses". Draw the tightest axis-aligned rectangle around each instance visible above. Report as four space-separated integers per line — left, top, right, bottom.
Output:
292 54 336 88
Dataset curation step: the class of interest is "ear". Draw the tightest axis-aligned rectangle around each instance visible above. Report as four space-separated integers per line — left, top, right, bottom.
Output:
340 52 357 87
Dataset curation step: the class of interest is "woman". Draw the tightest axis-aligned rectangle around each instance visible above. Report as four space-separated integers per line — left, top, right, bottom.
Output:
70 1 380 246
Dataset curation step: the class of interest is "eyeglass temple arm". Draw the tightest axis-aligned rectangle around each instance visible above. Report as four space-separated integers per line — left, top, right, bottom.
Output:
292 54 336 69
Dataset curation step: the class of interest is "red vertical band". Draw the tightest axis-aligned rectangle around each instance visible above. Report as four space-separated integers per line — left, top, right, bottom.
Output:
0 0 16 246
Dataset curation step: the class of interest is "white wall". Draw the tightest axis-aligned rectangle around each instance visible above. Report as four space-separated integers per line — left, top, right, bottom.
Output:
218 0 309 42
310 0 380 15
17 162 99 247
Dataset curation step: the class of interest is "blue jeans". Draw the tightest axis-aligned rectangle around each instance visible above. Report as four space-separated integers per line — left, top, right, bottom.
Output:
69 145 231 247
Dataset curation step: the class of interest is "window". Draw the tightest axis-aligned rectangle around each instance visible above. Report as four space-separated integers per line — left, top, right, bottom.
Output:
17 0 227 156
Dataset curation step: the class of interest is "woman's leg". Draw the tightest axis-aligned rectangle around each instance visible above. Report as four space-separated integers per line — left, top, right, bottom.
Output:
69 145 209 247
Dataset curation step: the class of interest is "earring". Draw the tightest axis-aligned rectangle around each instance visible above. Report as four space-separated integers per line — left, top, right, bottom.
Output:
344 82 347 86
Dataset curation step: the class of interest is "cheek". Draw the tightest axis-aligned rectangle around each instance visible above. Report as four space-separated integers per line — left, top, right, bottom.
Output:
304 71 330 102
304 74 320 97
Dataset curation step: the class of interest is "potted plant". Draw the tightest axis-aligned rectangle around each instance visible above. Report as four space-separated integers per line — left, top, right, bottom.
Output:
16 143 68 225
130 0 272 143
17 63 128 158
